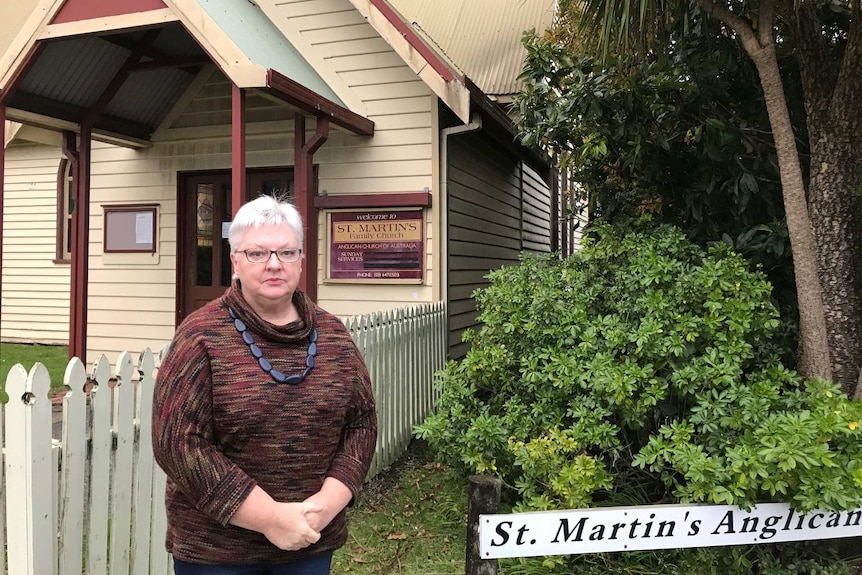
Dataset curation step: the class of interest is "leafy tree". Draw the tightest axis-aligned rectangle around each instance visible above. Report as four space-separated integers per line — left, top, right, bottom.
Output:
522 0 862 396
516 23 801 316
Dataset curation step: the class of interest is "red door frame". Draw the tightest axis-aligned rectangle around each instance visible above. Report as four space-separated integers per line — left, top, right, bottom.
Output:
175 165 316 325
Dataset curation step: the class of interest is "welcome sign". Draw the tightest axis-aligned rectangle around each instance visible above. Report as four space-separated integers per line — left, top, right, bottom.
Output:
480 503 862 558
328 209 424 282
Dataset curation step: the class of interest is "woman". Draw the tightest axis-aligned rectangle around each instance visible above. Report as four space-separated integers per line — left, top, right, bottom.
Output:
153 195 377 575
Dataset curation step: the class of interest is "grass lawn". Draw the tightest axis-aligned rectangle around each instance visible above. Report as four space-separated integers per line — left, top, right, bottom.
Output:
0 342 70 390
333 441 469 575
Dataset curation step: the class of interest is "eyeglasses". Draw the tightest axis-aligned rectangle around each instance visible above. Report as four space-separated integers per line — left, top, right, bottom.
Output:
238 248 302 263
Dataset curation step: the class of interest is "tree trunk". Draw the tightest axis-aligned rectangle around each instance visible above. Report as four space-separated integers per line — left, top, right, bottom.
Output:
805 125 862 395
744 44 833 382
794 3 862 396
695 0 834 382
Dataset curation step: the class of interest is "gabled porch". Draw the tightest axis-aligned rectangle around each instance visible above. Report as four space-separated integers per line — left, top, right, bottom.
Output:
0 0 374 359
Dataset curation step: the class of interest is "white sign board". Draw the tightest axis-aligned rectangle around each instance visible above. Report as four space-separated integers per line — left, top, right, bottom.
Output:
480 503 862 559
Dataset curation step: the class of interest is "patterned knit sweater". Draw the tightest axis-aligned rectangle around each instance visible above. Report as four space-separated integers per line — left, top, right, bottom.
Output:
152 284 377 564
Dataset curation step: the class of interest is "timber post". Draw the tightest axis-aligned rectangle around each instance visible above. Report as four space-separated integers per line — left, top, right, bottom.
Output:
466 475 502 575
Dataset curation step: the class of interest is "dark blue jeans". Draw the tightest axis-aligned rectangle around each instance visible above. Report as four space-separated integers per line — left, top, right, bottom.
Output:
173 553 332 575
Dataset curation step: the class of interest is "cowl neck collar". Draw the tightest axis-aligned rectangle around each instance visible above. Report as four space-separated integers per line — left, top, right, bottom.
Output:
221 281 315 345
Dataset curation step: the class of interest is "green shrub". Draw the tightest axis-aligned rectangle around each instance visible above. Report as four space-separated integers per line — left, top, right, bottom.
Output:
415 221 862 574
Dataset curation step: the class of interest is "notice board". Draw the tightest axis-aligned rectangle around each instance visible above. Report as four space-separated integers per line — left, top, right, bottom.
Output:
103 204 158 253
327 209 423 282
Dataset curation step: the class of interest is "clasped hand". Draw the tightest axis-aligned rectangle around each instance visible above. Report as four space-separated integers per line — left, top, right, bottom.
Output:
262 501 323 551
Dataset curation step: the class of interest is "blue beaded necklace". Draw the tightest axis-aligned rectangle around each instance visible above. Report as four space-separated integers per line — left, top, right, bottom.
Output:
228 307 318 385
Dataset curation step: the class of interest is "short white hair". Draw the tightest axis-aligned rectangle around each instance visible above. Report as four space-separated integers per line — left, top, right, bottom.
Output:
228 195 304 251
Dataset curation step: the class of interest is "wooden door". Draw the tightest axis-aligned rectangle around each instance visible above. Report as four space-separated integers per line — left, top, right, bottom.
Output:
177 169 293 324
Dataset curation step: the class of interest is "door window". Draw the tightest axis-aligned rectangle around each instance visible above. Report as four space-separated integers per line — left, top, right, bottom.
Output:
179 170 294 322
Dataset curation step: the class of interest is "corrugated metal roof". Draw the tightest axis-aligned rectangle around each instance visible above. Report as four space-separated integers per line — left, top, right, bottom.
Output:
106 68 195 126
387 0 556 97
11 28 200 138
19 37 130 110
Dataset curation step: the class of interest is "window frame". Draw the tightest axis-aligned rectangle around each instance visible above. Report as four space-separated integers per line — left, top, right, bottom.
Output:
54 156 74 263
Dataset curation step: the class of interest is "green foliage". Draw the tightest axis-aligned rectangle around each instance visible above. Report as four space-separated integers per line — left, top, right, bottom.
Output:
514 25 807 313
415 221 862 573
636 376 862 511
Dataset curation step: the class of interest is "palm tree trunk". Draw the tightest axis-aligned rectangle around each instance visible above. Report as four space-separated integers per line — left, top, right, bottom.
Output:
696 0 833 381
747 45 832 381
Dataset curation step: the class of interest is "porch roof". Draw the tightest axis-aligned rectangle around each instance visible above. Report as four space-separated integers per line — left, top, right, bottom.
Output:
0 0 372 145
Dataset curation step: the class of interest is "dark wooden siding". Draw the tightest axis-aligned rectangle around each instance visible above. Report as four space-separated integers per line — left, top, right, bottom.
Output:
522 162 553 253
446 132 552 359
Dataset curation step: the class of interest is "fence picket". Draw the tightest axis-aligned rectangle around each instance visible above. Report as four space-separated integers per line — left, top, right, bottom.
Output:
2 301 447 575
150 345 171 575
32 364 57 575
4 363 56 575
415 305 424 420
357 314 378 476
133 349 156 575
52 442 60 574
87 356 112 575
389 310 398 463
380 311 393 466
60 358 87 575
396 308 408 456
5 364 30 575
111 353 136 575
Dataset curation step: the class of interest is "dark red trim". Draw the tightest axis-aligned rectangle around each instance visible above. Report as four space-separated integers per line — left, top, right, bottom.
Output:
55 156 70 260
69 124 92 361
52 0 168 24
314 192 432 209
231 84 246 217
294 114 328 303
264 70 374 137
10 91 153 141
61 130 80 159
177 166 294 178
174 172 187 327
57 133 79 262
368 0 457 83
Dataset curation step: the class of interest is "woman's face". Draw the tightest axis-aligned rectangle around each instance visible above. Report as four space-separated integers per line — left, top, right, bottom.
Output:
230 223 303 309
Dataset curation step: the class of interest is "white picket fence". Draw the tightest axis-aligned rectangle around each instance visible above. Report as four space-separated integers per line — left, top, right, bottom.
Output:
343 301 447 477
0 301 447 575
